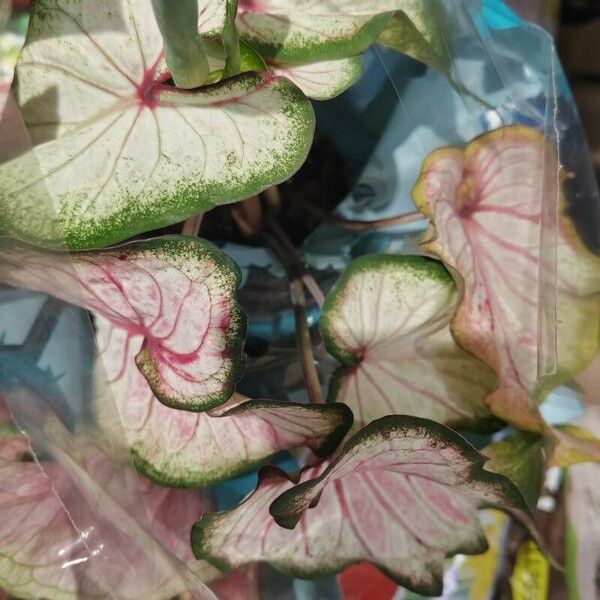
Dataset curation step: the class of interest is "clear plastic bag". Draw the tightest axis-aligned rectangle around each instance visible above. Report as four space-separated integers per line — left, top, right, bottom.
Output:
1 1 598 598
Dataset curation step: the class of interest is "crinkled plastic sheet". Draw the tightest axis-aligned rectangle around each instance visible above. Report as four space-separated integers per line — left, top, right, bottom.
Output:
0 0 599 599
0 1 215 598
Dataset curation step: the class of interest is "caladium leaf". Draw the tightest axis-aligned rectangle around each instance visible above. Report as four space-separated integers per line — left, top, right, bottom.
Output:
0 236 246 412
95 316 352 486
271 55 364 101
236 0 393 62
413 126 600 437
0 438 218 600
377 1 451 72
192 415 526 596
1 0 314 250
320 254 496 431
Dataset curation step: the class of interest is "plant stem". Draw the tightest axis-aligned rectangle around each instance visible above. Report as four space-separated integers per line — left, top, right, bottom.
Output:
301 201 424 231
266 214 324 309
151 0 209 89
181 213 204 236
231 195 263 237
263 230 324 404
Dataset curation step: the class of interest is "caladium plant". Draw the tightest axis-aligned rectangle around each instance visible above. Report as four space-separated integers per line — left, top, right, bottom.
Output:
1 0 599 598
0 0 443 249
192 415 526 596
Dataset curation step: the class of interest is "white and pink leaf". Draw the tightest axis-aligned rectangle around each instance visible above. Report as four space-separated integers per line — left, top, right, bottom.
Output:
95 316 352 486
192 415 525 596
413 126 600 442
321 254 495 431
1 0 314 249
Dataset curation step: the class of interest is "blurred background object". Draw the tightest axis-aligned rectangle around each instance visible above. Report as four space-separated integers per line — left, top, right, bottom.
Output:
508 0 600 180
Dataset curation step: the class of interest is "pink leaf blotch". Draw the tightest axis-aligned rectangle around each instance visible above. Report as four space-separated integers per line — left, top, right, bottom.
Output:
192 415 526 597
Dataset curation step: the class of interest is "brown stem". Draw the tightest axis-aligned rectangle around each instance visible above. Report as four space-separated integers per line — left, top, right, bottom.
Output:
231 195 263 237
264 231 324 404
262 185 282 211
265 215 324 309
301 201 424 231
181 213 204 236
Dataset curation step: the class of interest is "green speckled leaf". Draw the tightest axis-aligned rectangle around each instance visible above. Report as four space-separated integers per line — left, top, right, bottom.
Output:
1 0 314 250
95 317 352 486
0 236 246 413
236 0 396 62
192 415 526 596
320 255 496 432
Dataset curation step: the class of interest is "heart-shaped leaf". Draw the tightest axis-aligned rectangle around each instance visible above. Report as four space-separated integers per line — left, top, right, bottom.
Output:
236 0 394 62
192 415 526 597
0 438 218 600
0 236 246 412
1 0 314 249
320 254 496 431
271 55 364 101
95 316 352 486
413 126 600 436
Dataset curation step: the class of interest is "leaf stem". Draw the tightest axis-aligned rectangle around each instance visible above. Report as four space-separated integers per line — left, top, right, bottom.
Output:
263 227 324 404
266 215 324 309
151 0 210 89
301 201 425 231
181 213 204 236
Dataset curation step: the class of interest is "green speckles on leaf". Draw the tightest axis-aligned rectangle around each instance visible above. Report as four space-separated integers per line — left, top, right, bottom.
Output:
320 254 496 431
4 0 315 250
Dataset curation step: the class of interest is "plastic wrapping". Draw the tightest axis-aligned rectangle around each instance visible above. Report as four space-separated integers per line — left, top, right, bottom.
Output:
0 0 599 598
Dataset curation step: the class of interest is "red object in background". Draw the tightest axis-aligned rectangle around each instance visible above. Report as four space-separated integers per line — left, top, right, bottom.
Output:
338 563 400 600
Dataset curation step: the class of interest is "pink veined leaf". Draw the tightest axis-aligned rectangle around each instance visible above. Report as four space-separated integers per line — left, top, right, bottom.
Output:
1 0 314 250
192 415 526 597
320 254 496 432
95 316 352 486
0 436 220 600
0 236 246 412
412 126 600 440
